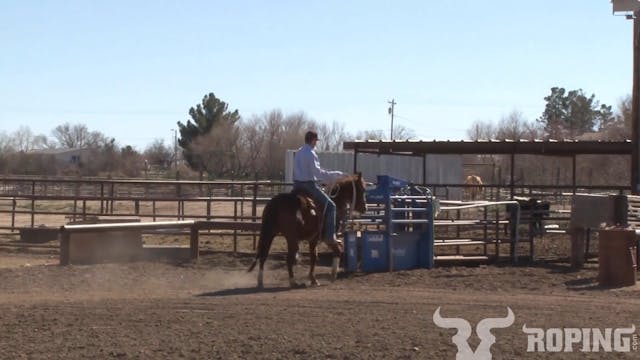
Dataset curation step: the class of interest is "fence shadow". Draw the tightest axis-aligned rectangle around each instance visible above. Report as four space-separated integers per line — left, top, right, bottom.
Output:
517 257 593 274
197 286 293 297
564 277 602 291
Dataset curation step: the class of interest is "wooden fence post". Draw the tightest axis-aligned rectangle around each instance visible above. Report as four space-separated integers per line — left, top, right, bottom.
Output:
252 183 258 250
60 231 70 265
190 225 199 260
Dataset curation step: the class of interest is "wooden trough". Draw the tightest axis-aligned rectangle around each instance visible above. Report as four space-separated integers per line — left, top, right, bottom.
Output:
19 226 60 243
59 220 261 265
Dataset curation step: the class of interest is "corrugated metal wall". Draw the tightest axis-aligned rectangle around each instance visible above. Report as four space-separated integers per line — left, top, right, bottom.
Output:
285 150 463 198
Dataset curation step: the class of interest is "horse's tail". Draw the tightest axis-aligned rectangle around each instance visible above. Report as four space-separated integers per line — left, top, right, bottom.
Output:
248 199 277 272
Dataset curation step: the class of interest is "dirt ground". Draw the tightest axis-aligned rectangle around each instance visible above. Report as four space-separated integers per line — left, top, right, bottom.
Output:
0 247 639 360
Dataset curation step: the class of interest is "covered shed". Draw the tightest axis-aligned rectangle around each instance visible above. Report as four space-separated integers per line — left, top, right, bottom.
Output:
343 139 632 198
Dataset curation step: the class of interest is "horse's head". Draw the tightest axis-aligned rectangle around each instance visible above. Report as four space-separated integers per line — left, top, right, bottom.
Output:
351 172 368 214
330 172 368 214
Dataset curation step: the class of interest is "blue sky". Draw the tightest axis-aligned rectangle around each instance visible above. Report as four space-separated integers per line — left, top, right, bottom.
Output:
0 1 634 149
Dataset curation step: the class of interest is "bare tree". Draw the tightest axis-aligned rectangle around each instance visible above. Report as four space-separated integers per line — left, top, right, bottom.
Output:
468 111 542 141
0 131 16 153
315 120 349 152
354 129 386 140
239 116 266 178
188 121 241 178
496 111 528 140
467 120 496 140
617 94 632 132
352 125 415 141
240 109 329 179
32 134 53 150
261 110 285 179
12 126 46 152
0 131 15 174
392 125 416 140
260 111 313 179
52 123 90 148
119 145 143 177
282 112 311 151
597 95 631 140
143 139 173 169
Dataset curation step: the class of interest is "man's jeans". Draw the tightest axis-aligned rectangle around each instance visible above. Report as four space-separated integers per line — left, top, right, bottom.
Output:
293 181 336 243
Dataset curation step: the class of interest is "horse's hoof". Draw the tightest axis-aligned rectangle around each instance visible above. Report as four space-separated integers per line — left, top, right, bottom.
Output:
309 279 320 287
289 281 307 289
330 271 339 282
331 257 340 282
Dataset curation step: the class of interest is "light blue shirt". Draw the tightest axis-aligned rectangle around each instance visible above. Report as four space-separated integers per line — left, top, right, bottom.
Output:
293 144 344 182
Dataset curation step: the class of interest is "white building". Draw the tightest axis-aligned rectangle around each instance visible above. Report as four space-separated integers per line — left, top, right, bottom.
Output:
28 148 89 166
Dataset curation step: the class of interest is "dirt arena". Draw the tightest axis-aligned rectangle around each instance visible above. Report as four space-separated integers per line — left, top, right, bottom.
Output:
0 246 638 360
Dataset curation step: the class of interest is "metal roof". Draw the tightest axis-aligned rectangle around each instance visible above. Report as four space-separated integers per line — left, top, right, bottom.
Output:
342 140 632 156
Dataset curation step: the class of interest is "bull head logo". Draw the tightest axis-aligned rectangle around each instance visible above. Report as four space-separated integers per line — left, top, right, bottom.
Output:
433 307 515 360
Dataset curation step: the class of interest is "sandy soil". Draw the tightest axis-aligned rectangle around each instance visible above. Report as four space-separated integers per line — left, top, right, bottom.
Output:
0 250 638 360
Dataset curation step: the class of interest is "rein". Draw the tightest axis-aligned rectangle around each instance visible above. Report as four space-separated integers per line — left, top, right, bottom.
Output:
327 178 357 219
349 179 356 219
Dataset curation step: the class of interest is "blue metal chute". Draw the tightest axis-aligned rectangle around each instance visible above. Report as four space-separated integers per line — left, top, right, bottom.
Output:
344 175 435 273
364 175 410 204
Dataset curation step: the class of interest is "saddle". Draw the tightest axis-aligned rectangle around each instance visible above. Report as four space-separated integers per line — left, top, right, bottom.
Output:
290 188 343 238
290 188 319 218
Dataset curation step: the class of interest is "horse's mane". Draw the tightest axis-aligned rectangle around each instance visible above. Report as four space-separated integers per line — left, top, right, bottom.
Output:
328 174 363 194
335 174 359 186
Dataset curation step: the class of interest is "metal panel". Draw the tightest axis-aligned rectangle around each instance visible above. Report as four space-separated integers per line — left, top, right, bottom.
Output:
284 150 463 190
344 231 358 273
390 233 421 271
360 232 388 272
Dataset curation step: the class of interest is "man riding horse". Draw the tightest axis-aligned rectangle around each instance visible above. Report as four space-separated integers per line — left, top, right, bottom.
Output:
248 130 367 288
292 130 346 248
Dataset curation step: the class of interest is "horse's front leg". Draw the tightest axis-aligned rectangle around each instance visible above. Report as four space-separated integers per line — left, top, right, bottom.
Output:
286 239 302 288
328 241 343 282
308 238 320 287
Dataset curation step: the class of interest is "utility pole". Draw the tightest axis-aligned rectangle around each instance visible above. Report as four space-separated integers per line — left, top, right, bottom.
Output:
171 129 178 171
388 98 396 140
632 10 640 194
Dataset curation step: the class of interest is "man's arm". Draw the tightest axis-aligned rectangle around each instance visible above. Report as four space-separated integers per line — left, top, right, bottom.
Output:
311 152 345 182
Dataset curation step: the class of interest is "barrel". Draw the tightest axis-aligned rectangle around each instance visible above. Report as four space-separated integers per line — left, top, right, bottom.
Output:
598 228 637 288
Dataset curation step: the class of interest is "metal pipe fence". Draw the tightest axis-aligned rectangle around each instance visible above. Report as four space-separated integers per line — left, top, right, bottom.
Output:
1 177 630 231
0 178 290 233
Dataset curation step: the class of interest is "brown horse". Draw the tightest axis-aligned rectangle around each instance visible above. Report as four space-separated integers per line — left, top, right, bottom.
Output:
248 173 367 288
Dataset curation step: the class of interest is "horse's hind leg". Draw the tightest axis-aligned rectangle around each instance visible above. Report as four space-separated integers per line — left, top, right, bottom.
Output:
257 257 266 289
308 239 320 287
286 238 302 288
256 232 276 289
